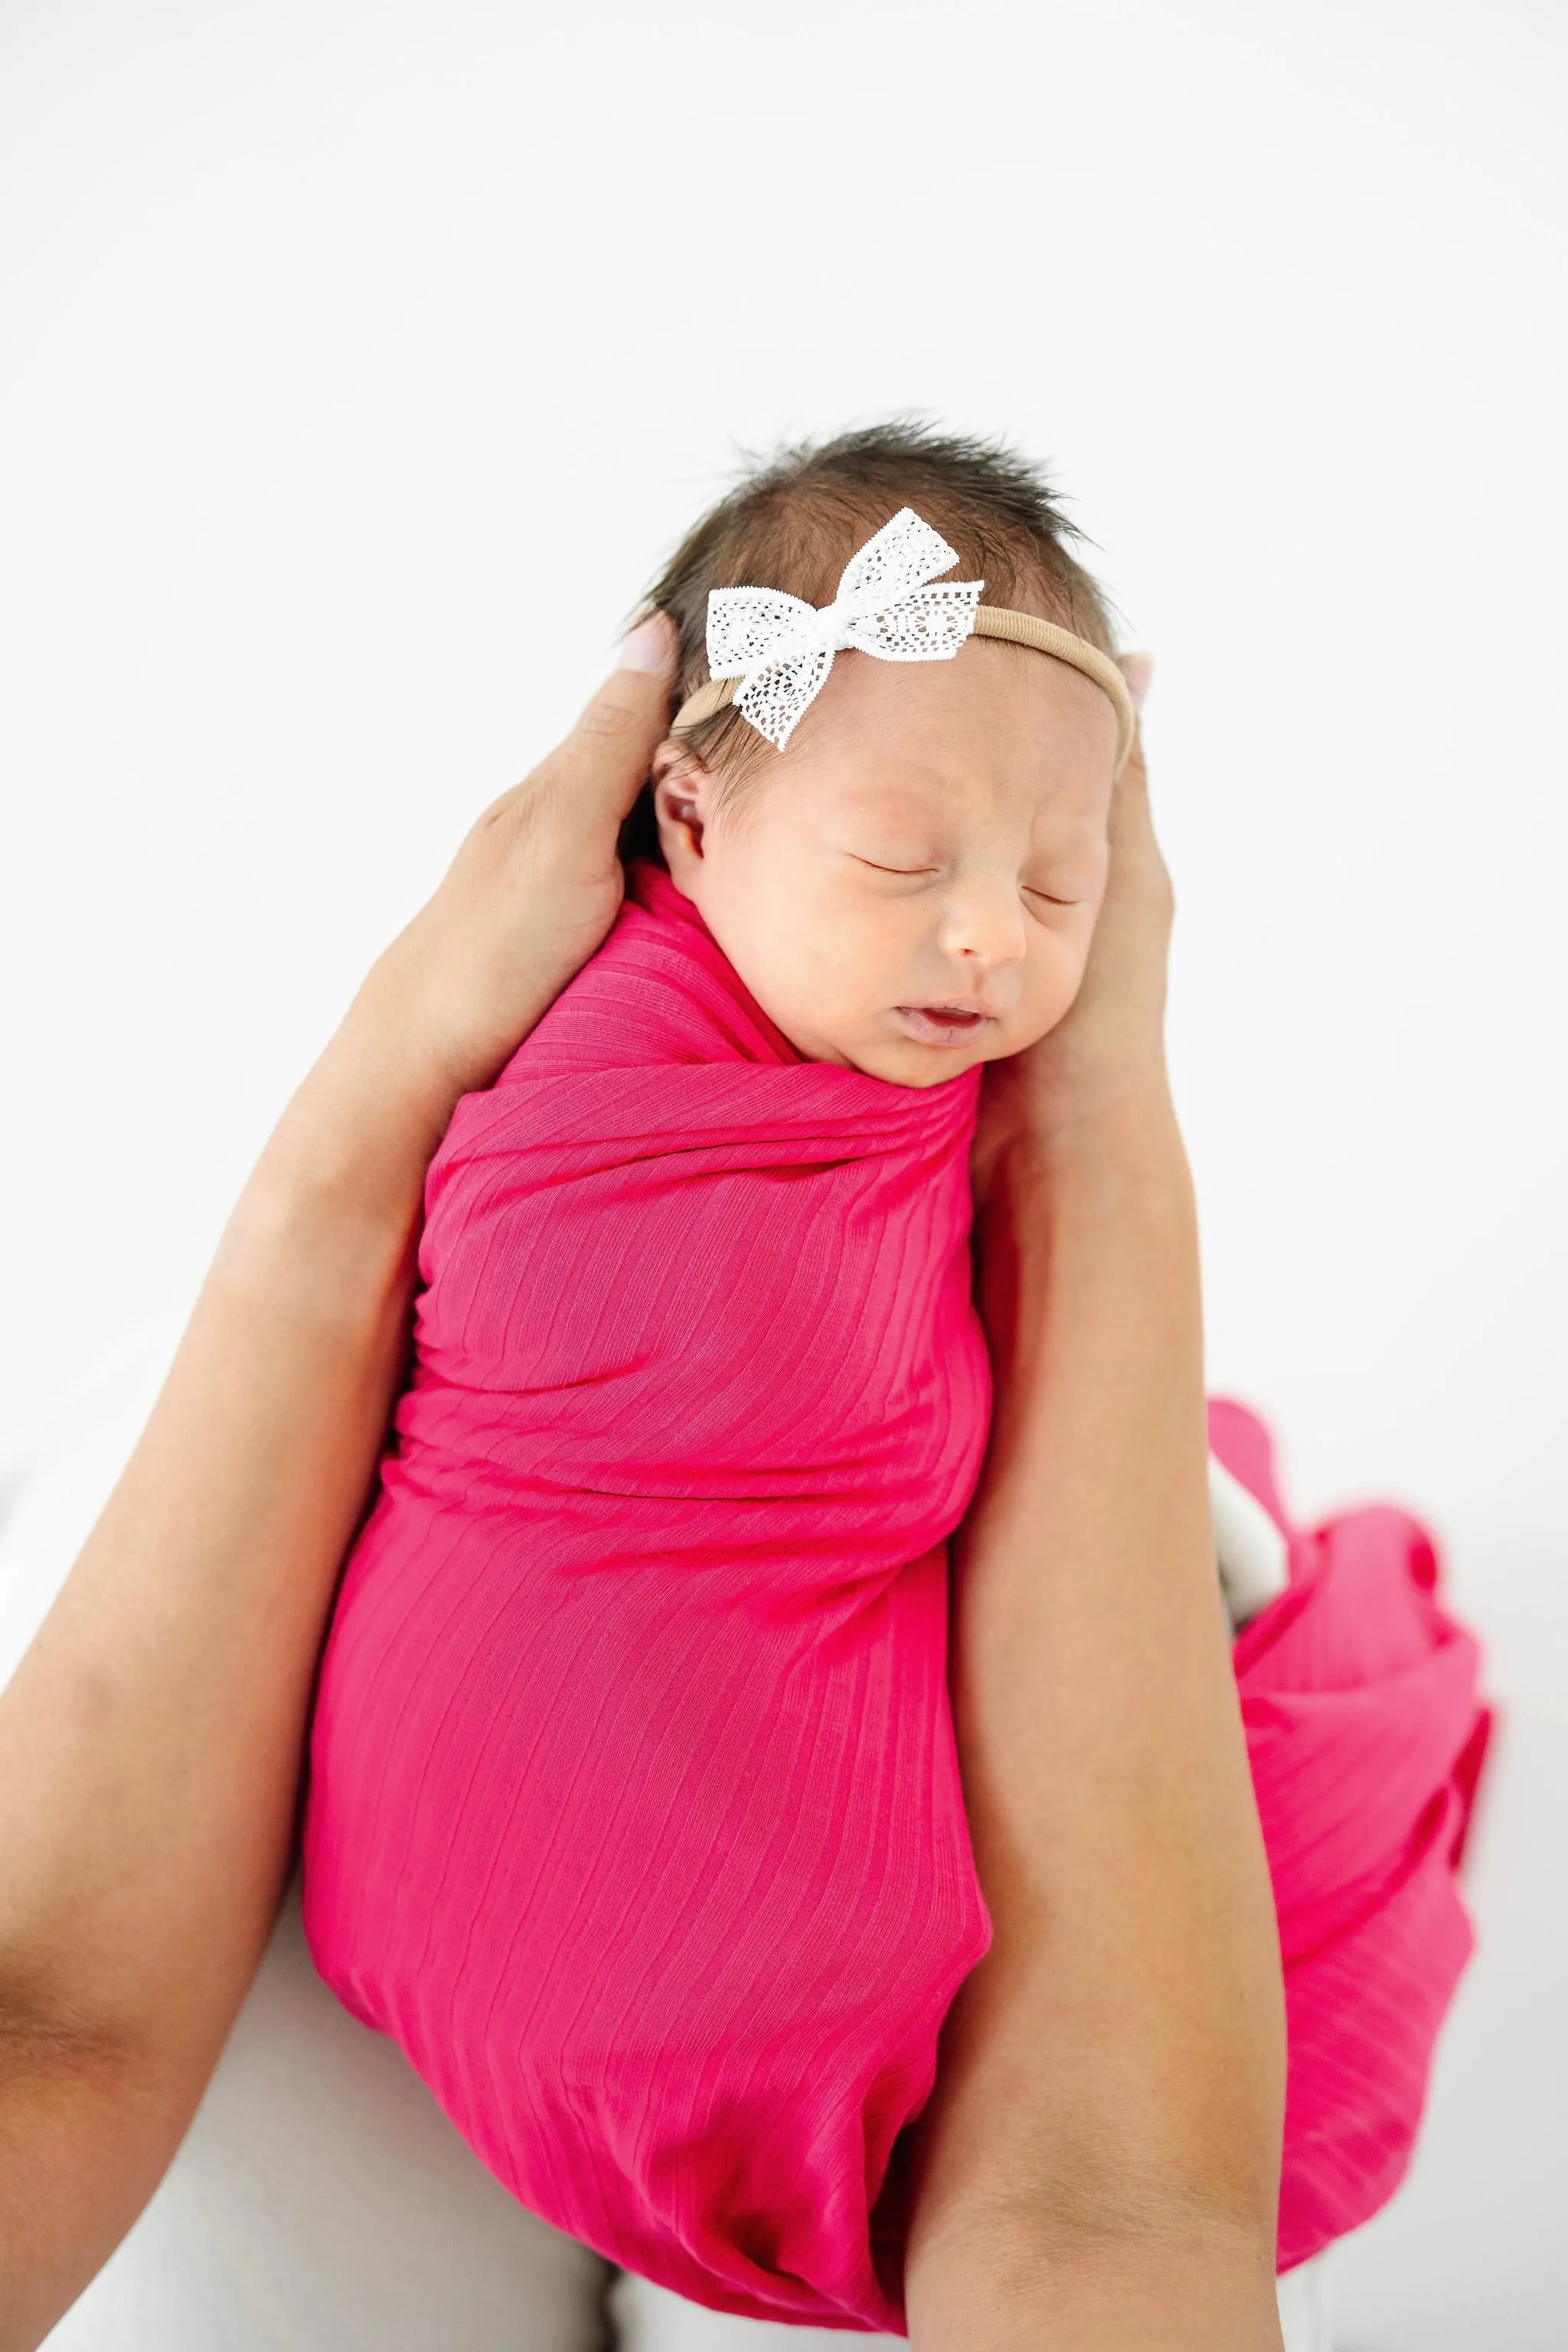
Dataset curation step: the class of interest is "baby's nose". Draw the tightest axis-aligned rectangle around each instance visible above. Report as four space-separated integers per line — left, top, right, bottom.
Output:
938 879 1028 969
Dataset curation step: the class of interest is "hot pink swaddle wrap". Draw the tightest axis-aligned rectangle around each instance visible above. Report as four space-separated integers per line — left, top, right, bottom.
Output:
303 858 1486 2331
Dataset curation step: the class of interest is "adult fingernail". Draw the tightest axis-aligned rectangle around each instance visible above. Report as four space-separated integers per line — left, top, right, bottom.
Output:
618 612 676 673
1120 652 1155 712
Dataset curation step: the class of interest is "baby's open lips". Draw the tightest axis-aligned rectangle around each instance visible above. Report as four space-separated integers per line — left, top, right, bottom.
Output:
893 1001 998 1048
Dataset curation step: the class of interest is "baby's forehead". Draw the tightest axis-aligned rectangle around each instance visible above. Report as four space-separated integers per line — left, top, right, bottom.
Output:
810 750 1102 841
778 632 1119 824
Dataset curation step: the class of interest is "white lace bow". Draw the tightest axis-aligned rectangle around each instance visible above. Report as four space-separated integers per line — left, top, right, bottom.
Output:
706 506 984 750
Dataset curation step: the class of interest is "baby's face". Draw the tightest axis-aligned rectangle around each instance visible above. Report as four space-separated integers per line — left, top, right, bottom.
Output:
653 639 1119 1089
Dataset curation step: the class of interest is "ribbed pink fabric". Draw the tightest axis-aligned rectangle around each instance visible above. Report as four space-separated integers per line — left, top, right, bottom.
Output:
303 861 1487 2328
1210 1400 1490 2273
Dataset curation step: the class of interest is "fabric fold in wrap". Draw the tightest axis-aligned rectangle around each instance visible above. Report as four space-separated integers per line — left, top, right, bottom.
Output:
303 860 1487 2329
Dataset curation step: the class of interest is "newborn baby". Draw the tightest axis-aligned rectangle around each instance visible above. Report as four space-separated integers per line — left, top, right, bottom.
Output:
302 427 1132 2332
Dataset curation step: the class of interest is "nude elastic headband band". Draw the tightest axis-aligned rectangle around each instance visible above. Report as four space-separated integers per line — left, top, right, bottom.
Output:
671 606 1136 773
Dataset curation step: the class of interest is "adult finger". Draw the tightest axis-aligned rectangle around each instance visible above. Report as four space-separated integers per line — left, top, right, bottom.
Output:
1119 649 1154 717
531 610 680 825
1108 652 1152 821
1064 649 1173 1056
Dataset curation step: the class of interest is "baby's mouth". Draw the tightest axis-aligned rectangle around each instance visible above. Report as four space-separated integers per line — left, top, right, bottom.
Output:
893 1003 994 1050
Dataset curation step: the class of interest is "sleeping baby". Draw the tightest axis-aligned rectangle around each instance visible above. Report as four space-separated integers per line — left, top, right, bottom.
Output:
302 424 1138 2333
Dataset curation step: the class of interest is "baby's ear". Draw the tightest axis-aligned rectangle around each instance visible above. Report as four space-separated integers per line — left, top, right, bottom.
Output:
651 740 714 868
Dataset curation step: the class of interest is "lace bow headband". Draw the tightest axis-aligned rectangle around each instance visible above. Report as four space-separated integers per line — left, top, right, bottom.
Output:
669 505 1134 769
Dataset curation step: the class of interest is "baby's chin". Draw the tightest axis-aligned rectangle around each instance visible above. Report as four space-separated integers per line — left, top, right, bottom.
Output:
767 1004 1058 1089
837 1024 1037 1091
854 1051 985 1089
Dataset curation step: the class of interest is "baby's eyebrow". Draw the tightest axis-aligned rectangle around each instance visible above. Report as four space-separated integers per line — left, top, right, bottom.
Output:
828 806 945 846
838 776 1089 838
833 776 959 825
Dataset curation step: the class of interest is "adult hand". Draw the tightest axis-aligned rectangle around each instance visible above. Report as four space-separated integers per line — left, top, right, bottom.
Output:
321 612 678 1158
971 652 1169 1199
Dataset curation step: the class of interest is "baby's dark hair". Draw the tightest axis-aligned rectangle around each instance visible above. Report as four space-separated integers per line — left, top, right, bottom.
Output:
620 419 1119 863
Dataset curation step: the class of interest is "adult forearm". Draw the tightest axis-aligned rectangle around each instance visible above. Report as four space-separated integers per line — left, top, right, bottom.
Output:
0 1044 439 2345
906 1093 1285 2350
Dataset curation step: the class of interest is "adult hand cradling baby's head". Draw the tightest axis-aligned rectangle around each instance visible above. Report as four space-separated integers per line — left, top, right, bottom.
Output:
328 609 679 1160
968 649 1176 1204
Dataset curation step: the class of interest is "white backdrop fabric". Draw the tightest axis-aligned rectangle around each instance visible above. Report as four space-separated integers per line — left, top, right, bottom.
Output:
1 2 1564 2345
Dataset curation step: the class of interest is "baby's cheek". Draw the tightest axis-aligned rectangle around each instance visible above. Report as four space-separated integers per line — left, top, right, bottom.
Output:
808 907 913 1040
1019 929 1091 1044
843 900 912 988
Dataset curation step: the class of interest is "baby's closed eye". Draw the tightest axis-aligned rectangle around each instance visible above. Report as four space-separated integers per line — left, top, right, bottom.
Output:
845 849 1084 910
1022 881 1083 908
850 853 940 878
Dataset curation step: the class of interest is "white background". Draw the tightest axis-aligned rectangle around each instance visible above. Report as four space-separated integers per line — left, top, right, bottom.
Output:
2 2 1564 2345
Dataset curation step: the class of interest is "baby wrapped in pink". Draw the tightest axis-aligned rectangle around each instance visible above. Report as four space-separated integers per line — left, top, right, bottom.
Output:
304 858 1486 2331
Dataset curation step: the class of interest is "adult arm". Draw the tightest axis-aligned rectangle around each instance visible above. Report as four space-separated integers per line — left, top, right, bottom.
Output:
905 683 1288 2350
0 620 677 2352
